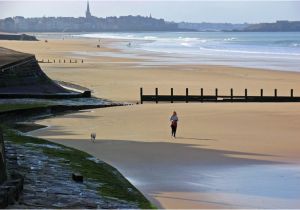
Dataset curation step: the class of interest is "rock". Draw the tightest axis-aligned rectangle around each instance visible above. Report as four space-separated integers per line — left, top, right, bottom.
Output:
6 179 23 193
72 173 83 182
0 191 8 208
10 171 24 190
4 140 139 209
0 185 17 205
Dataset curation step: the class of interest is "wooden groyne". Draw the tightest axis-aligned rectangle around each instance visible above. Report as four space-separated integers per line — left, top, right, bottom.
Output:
140 88 300 104
38 59 84 64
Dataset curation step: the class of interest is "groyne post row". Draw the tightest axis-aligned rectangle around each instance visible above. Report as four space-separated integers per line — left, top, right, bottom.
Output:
38 59 84 64
140 88 298 104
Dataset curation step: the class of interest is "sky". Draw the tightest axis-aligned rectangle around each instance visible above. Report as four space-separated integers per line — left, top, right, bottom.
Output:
0 0 299 23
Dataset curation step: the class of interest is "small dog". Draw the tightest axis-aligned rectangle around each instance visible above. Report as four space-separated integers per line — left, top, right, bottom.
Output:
90 133 96 143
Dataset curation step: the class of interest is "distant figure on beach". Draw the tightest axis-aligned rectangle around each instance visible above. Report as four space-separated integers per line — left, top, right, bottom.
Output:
127 42 131 47
170 111 178 138
90 133 96 143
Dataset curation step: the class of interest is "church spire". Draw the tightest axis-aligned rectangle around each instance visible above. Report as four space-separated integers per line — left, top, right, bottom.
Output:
86 1 92 19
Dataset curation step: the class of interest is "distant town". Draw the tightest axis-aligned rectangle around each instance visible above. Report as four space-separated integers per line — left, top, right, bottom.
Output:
0 1 299 32
0 2 182 32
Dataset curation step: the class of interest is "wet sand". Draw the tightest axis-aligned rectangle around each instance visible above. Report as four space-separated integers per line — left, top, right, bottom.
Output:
30 103 300 208
2 37 300 208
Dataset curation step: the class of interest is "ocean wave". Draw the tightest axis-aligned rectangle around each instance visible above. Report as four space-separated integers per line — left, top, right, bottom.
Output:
76 33 210 43
75 33 140 40
198 46 300 57
143 36 158 40
291 43 300 47
180 42 193 47
76 32 300 58
224 37 237 41
179 37 199 41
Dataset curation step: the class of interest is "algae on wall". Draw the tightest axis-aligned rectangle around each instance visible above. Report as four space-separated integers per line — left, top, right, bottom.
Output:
0 128 7 184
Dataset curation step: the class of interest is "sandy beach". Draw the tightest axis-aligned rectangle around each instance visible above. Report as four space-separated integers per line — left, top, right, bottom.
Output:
1 37 300 208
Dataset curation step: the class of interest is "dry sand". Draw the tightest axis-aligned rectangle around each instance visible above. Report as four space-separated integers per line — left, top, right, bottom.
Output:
1 38 300 102
2 37 300 208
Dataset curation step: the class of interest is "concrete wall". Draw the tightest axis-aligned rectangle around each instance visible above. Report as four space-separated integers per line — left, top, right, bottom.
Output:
0 56 69 94
0 129 7 184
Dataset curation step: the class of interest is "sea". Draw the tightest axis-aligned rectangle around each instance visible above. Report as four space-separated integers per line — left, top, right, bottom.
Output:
76 32 300 72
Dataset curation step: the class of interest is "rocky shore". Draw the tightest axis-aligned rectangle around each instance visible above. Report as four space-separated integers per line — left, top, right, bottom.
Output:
0 103 153 209
4 131 139 209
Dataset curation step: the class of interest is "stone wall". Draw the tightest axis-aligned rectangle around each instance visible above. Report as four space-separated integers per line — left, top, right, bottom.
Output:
0 129 7 184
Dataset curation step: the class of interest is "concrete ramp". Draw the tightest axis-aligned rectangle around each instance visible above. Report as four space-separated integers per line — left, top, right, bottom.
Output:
0 48 90 98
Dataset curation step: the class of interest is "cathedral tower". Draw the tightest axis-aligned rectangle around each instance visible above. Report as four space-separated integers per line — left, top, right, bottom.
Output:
86 1 92 19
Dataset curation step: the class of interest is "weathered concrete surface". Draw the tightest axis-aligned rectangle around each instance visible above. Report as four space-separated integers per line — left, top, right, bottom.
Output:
4 139 138 209
0 47 70 95
0 47 32 68
0 129 7 184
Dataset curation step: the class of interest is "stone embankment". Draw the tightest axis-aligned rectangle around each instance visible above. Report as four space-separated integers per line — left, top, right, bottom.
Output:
0 47 90 98
0 130 6 184
0 34 37 41
0 130 24 208
2 137 138 209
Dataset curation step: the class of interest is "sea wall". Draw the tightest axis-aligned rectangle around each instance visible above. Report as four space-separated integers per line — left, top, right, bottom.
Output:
0 56 69 94
0 47 93 98
0 129 7 184
0 34 38 41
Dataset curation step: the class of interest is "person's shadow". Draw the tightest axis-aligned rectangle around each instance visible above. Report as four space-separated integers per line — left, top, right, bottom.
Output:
176 136 216 141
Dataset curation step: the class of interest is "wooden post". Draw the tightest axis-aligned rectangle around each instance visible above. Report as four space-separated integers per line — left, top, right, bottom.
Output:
54 59 55 63
70 59 71 63
230 88 233 102
140 88 143 104
261 89 263 97
155 88 158 104
291 89 294 98
64 59 65 63
59 59 61 63
171 88 173 103
245 88 248 102
186 88 189 103
82 59 83 63
75 60 77 63
215 88 218 102
201 88 203 103
274 89 277 97
47 59 49 63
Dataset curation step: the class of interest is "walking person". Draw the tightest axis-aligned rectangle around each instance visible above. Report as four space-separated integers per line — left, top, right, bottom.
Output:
90 132 96 143
170 111 178 138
